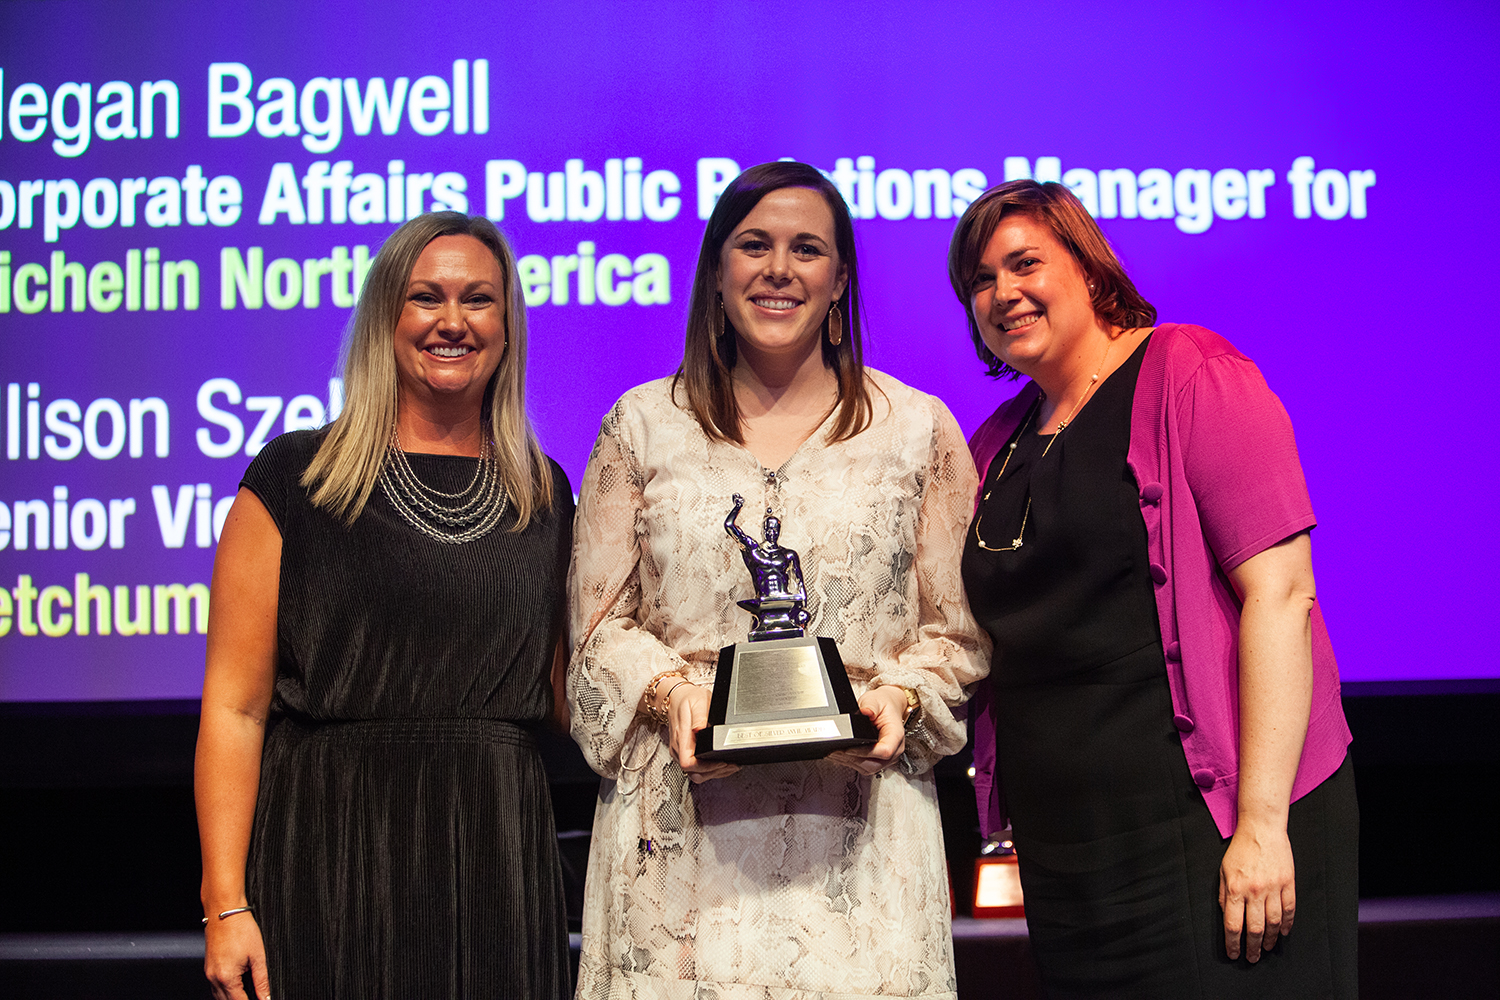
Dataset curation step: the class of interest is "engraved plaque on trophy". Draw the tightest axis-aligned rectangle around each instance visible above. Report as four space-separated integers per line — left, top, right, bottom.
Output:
695 494 879 764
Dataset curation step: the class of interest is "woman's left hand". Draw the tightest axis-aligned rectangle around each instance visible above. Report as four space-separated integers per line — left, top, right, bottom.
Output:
1218 820 1297 962
826 685 908 775
1219 532 1314 963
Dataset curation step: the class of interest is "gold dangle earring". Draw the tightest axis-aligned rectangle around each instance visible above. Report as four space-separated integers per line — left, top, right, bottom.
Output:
827 300 843 346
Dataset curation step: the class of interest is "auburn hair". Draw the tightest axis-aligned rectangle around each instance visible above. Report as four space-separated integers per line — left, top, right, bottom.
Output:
948 179 1156 378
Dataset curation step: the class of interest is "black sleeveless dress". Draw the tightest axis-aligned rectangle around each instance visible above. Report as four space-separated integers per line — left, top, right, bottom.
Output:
240 430 573 1000
962 338 1358 999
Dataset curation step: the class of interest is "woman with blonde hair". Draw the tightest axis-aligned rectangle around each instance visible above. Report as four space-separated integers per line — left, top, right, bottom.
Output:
568 161 989 998
195 212 573 999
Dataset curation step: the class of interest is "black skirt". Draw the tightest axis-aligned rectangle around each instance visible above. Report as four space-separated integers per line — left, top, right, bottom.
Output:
993 641 1358 999
249 717 571 1000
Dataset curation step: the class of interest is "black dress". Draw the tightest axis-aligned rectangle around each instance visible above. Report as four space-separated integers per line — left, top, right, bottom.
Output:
240 430 573 1000
962 338 1358 999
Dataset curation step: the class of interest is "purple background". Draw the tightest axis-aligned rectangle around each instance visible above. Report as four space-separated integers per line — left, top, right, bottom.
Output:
2 0 1496 699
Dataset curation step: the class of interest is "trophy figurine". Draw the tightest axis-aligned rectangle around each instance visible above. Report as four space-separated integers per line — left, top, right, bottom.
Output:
695 494 878 763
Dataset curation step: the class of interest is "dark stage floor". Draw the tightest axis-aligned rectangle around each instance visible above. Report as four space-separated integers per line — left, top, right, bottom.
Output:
2 894 1495 1000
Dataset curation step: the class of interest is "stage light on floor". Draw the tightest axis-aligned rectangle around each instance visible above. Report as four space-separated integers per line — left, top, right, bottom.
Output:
972 831 1024 919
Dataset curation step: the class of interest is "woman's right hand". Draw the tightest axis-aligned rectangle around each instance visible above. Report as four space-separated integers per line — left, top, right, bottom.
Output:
196 489 279 1000
663 682 740 783
204 912 271 1000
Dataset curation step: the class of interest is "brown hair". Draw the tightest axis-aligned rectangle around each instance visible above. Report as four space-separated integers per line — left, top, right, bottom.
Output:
302 212 553 528
948 179 1157 379
673 161 873 443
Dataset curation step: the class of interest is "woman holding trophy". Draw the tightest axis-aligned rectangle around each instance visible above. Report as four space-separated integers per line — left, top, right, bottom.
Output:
567 161 989 998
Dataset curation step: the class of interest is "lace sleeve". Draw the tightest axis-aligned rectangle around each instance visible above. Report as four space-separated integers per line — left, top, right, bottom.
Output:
567 401 688 779
869 395 992 772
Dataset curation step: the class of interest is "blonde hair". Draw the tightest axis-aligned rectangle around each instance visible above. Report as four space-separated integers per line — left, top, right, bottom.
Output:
301 212 554 528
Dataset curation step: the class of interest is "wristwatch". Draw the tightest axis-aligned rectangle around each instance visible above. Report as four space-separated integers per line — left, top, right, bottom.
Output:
900 686 921 728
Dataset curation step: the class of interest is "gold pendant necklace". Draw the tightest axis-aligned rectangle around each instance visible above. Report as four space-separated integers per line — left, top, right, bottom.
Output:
972 340 1112 553
972 400 1041 551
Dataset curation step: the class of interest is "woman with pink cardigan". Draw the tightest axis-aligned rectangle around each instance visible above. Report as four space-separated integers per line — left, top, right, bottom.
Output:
951 180 1357 999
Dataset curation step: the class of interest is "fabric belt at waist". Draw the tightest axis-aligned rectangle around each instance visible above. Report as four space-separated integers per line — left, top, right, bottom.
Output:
270 715 537 749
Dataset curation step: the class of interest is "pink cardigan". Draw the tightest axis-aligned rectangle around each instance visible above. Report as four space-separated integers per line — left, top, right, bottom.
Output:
967 323 1351 839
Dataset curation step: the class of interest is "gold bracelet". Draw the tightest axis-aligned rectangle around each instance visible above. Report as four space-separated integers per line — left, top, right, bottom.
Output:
650 678 693 725
641 670 685 722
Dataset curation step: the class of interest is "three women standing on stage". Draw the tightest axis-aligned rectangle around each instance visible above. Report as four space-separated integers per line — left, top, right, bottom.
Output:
196 169 1358 1000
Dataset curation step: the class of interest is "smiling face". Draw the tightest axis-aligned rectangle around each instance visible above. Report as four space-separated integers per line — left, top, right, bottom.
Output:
970 212 1101 380
393 234 506 413
717 187 848 364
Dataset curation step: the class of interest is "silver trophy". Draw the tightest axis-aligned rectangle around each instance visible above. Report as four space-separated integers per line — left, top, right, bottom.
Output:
695 495 878 764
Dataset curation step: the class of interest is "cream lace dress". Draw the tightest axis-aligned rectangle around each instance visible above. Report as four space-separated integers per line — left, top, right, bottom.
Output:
568 370 991 1000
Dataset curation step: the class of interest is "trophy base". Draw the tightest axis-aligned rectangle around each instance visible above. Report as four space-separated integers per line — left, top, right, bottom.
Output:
695 636 878 765
697 712 879 764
